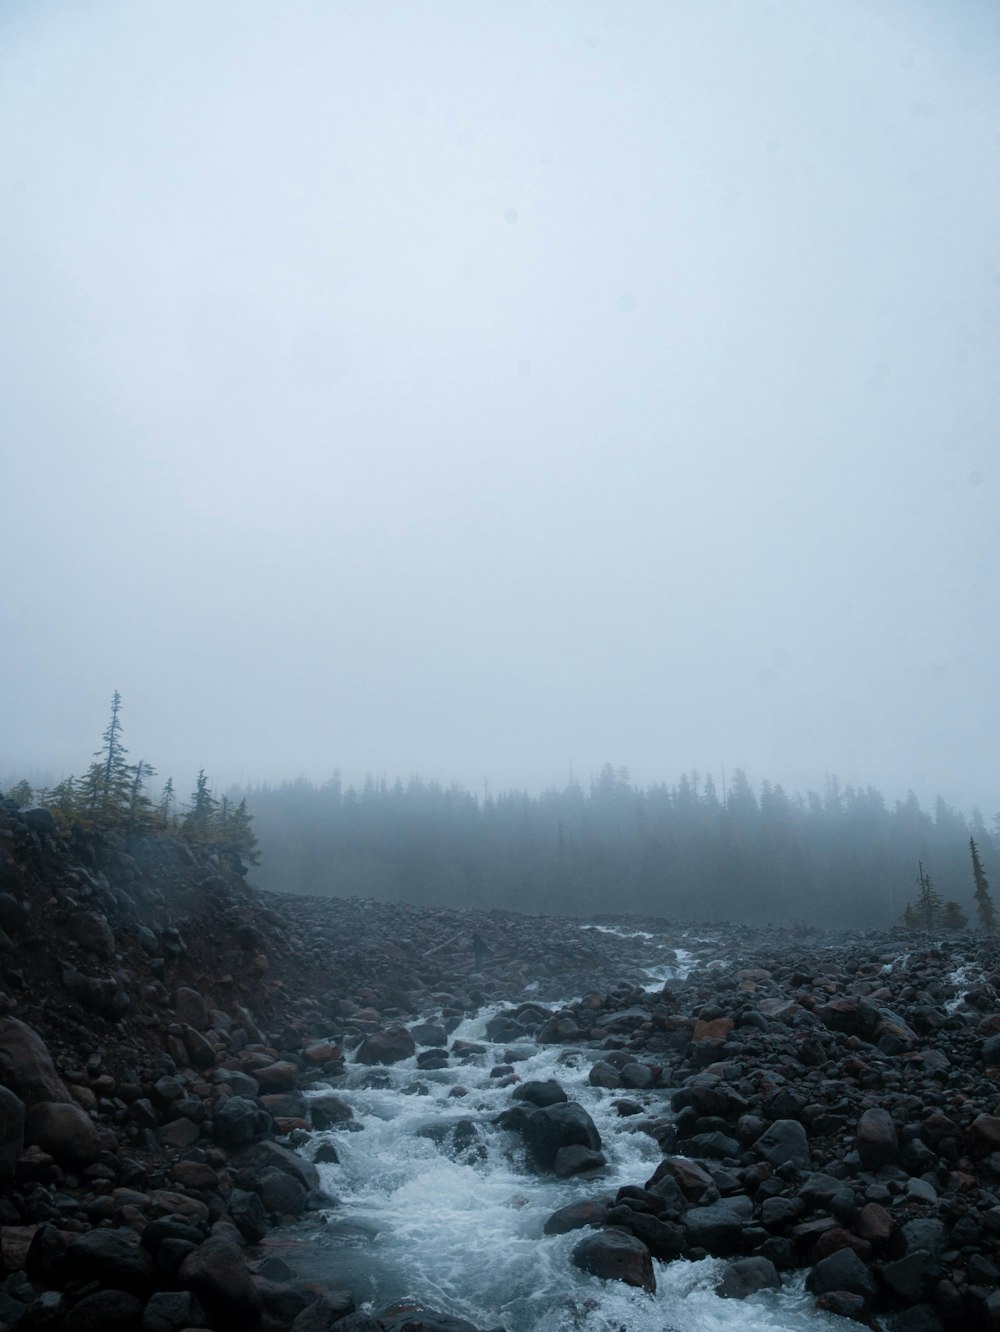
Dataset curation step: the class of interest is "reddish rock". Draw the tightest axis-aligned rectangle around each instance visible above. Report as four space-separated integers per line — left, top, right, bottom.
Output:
968 1114 1000 1156
857 1201 894 1244
356 1026 417 1066
572 1228 655 1293
179 1236 263 1325
692 1017 735 1042
302 1040 341 1064
254 1060 299 1092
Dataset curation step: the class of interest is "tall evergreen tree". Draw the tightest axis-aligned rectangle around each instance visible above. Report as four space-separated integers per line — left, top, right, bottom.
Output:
915 860 942 935
183 770 218 838
79 691 131 821
971 837 997 933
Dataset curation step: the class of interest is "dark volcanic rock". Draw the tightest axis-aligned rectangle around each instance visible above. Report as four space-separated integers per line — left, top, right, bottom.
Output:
356 1026 417 1065
572 1228 656 1293
521 1101 602 1173
178 1236 263 1327
856 1106 899 1169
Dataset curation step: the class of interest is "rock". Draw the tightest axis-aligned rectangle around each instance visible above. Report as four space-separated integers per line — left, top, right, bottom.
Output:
61 1226 157 1293
67 910 115 959
589 1061 621 1088
19 806 56 836
543 1199 611 1235
290 1290 357 1330
236 1138 320 1191
178 1236 263 1327
24 1100 101 1166
62 1289 143 1332
512 1080 568 1108
356 1026 417 1065
0 1083 25 1183
969 1114 1000 1156
606 1205 685 1260
309 1093 354 1128
553 1145 606 1178
141 1289 205 1332
754 1119 811 1171
254 1060 299 1092
173 987 210 1029
212 1096 267 1148
718 1256 781 1298
521 1101 602 1173
857 1107 899 1169
0 1018 69 1104
257 1166 307 1215
228 1187 268 1242
572 1228 656 1293
683 1197 753 1256
409 1022 448 1047
806 1247 878 1301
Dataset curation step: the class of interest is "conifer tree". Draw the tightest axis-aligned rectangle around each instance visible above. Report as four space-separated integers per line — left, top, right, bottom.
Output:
183 770 218 839
125 760 156 834
9 779 34 806
159 777 176 827
915 860 942 935
941 900 968 930
221 797 260 865
971 837 997 933
79 691 131 822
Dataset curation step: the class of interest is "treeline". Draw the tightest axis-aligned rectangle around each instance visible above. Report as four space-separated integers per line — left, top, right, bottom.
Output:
8 692 258 864
238 765 999 928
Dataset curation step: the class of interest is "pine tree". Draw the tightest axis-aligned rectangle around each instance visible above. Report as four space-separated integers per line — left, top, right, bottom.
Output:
125 760 156 834
79 691 131 822
902 902 919 930
9 779 34 806
971 837 997 933
159 777 176 827
221 797 260 865
941 900 968 930
183 770 218 839
915 860 942 935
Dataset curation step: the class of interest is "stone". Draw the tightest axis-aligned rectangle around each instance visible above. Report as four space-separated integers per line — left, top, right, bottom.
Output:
257 1166 307 1215
178 1236 263 1327
806 1247 877 1301
543 1199 611 1235
356 1026 417 1065
754 1118 811 1170
408 1022 448 1048
62 1289 143 1332
0 1018 69 1104
212 1096 267 1148
61 1226 156 1293
290 1290 357 1330
0 1083 25 1183
553 1145 606 1178
513 1080 568 1108
683 1197 753 1256
24 1100 101 1166
173 987 210 1030
228 1188 268 1242
68 910 115 959
718 1256 781 1299
141 1289 204 1332
309 1093 354 1128
521 1102 602 1173
254 1060 299 1092
857 1107 899 1169
969 1114 1000 1156
572 1228 656 1293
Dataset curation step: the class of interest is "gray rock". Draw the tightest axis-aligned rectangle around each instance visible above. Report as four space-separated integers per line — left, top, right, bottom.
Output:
572 1228 656 1293
719 1256 781 1299
754 1118 811 1170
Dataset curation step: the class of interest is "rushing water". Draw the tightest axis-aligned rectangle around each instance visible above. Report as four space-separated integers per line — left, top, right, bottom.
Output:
285 932 861 1332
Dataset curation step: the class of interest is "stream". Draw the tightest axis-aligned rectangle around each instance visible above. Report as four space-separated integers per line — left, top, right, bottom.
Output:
277 927 860 1331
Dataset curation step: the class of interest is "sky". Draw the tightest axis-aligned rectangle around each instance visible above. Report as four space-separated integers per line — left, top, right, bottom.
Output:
1 0 998 815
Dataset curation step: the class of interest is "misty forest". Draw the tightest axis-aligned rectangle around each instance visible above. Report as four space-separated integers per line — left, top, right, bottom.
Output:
4 3 1000 1332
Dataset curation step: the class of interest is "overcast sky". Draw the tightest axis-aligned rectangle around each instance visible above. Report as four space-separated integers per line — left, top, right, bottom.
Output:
2 0 998 814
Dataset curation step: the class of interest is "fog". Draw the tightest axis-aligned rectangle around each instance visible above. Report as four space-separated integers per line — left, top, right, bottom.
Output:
2 0 998 815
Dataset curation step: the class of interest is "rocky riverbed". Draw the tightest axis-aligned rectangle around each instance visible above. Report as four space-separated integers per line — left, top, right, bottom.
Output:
3 797 1000 1330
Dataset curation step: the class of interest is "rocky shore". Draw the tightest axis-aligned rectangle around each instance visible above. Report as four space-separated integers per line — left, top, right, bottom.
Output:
2 795 1000 1330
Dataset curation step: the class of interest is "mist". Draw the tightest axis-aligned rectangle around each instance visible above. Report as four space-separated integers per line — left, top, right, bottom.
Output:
2 0 998 815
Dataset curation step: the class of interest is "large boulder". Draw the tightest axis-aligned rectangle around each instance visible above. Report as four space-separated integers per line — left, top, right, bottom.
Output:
521 1102 602 1173
356 1026 417 1066
0 1083 25 1182
572 1229 656 1293
178 1237 263 1328
857 1107 899 1170
683 1197 754 1256
0 1017 69 1104
60 1227 156 1294
25 1100 101 1166
754 1119 811 1171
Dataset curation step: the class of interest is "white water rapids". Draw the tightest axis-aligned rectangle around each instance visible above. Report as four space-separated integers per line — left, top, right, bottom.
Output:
281 930 861 1332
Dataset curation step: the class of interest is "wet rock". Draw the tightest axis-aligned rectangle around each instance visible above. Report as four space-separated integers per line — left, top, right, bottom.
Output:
718 1256 781 1298
141 1289 205 1332
605 1205 685 1260
683 1197 754 1255
409 1022 448 1048
572 1228 656 1293
806 1247 877 1301
554 1144 606 1178
356 1026 417 1066
178 1236 263 1327
309 1093 354 1128
61 1226 157 1293
521 1102 602 1173
254 1059 299 1092
24 1100 101 1166
290 1289 357 1330
512 1080 567 1108
212 1096 267 1148
543 1199 612 1235
257 1166 307 1215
